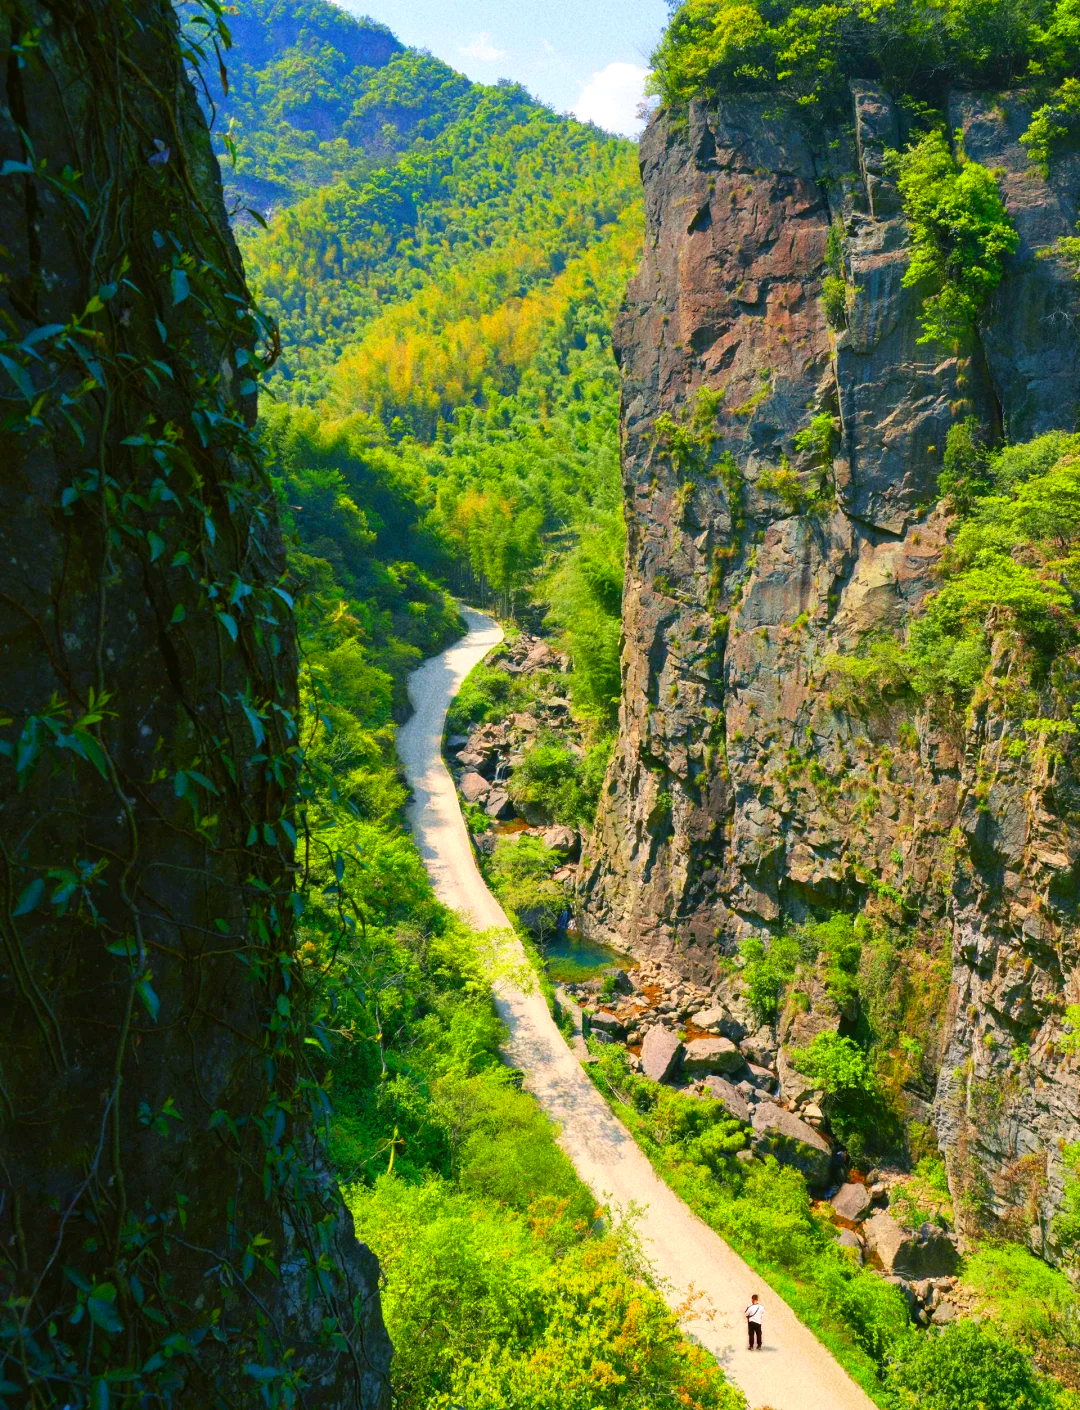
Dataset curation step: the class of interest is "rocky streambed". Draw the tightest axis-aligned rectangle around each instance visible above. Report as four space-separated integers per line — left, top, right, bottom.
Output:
562 954 963 1328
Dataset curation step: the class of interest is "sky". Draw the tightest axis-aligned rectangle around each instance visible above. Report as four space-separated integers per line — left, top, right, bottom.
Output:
336 0 672 137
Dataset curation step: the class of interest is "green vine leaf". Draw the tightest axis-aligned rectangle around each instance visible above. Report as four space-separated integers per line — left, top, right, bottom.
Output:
170 267 190 305
13 877 44 916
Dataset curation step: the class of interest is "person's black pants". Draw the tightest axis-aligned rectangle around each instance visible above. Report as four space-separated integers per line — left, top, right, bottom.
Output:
748 1321 761 1349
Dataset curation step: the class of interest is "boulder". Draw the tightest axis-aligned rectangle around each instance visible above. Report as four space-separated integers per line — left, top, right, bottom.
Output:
485 790 516 821
590 1010 625 1038
830 1182 871 1222
682 1036 744 1077
931 1300 958 1326
777 1049 817 1105
834 1228 864 1262
611 969 635 995
741 1028 779 1067
540 825 579 858
446 735 469 752
701 1076 752 1123
750 1102 833 1186
863 1213 960 1278
694 1004 726 1032
641 1026 683 1083
523 642 554 672
458 747 496 777
459 771 491 803
746 1062 779 1093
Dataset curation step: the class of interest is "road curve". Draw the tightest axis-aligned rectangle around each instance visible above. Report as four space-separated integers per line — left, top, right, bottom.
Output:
397 606 877 1410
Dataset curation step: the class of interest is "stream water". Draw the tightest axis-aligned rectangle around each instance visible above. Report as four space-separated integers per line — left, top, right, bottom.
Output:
542 926 631 983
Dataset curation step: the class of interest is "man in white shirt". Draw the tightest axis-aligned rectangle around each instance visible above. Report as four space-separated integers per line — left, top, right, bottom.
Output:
745 1293 763 1350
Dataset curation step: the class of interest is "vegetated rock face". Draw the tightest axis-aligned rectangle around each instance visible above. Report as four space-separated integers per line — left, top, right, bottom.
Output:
582 83 1080 1246
0 6 389 1405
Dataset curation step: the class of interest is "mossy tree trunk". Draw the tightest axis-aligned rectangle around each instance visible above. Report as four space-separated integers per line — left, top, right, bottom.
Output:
0 3 389 1404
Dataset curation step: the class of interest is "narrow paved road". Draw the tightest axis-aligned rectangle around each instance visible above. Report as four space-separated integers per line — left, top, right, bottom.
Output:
398 607 877 1410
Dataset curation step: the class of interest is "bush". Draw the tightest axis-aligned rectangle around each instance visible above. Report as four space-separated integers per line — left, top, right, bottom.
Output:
790 1031 890 1158
350 1166 746 1410
738 931 804 1024
507 734 608 829
886 1319 1055 1410
1052 1142 1080 1265
447 662 517 734
892 128 1019 345
487 835 564 937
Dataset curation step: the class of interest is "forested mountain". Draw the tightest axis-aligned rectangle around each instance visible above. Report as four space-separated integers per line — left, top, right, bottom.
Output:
201 0 637 728
204 0 639 403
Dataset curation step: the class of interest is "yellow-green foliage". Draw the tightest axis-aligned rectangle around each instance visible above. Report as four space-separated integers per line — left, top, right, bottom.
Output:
350 1179 745 1410
960 1244 1080 1389
892 129 1018 345
1021 77 1080 174
649 0 1080 115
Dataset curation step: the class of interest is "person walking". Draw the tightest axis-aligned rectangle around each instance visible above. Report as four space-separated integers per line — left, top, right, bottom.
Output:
745 1293 763 1350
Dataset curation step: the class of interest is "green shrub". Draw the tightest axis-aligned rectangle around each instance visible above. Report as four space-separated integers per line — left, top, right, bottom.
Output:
892 128 1019 346
507 734 608 829
1052 1141 1080 1263
487 835 564 937
447 663 517 734
738 931 804 1024
790 1031 891 1158
351 1176 746 1410
962 1243 1080 1380
1021 77 1080 175
886 1319 1055 1410
939 416 993 512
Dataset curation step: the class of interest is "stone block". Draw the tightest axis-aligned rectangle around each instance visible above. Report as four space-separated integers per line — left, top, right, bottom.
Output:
590 1009 625 1037
459 771 491 803
701 1075 751 1123
641 1026 683 1083
683 1036 744 1077
485 790 516 820
750 1102 833 1186
830 1182 871 1222
863 1213 959 1278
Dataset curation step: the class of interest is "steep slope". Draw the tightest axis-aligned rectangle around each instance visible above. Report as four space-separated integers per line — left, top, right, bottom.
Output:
582 83 1080 1251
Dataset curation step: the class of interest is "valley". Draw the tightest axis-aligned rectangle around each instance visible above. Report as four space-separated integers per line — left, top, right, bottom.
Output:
2 1 1080 1409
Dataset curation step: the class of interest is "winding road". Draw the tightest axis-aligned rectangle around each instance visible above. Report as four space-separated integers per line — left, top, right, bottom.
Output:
397 606 877 1410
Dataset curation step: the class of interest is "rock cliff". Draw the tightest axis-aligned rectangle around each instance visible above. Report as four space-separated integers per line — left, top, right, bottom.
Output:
583 84 1080 1247
0 3 389 1403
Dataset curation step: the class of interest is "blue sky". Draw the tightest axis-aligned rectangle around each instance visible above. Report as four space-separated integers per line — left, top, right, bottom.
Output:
336 0 671 136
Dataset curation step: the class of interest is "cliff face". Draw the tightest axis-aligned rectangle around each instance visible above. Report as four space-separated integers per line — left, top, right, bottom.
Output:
583 85 1080 1244
0 4 388 1403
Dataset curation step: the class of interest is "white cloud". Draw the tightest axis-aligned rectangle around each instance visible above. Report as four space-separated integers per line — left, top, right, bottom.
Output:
459 31 505 62
542 39 556 56
572 62 651 137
